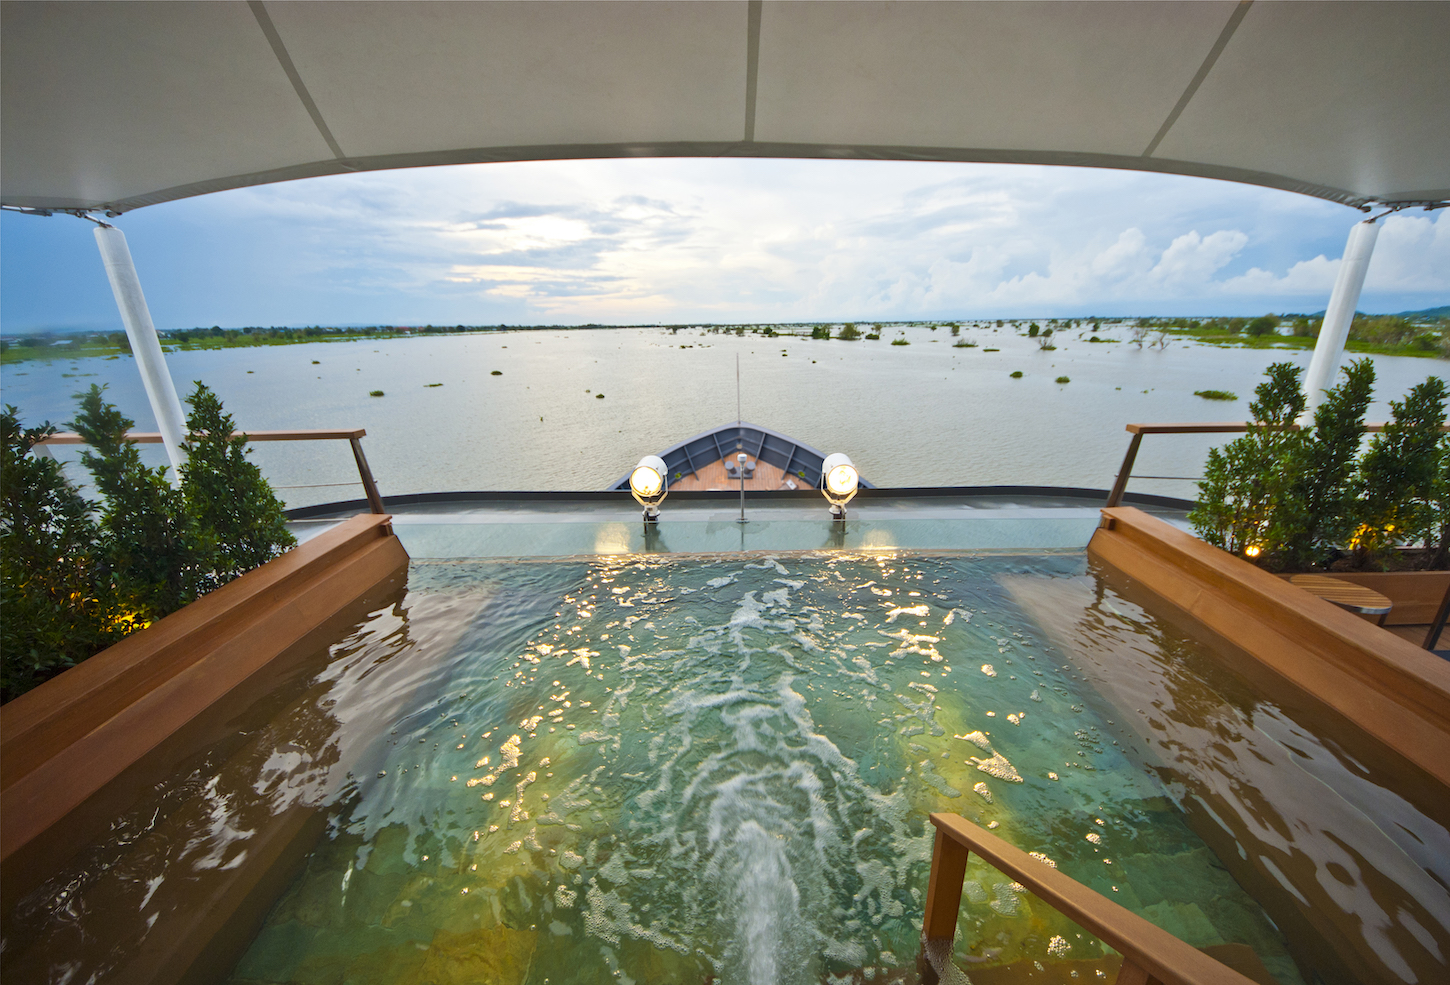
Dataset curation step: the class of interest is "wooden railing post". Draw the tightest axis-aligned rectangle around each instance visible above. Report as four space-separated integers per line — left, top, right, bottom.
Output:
922 814 1261 985
349 437 386 515
922 826 970 939
1106 430 1143 508
919 825 970 984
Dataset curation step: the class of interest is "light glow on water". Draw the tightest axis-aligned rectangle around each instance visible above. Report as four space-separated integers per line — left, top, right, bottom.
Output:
220 552 1303 985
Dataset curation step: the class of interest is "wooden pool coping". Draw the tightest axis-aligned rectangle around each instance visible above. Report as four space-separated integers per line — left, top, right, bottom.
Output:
0 512 409 904
1088 507 1450 788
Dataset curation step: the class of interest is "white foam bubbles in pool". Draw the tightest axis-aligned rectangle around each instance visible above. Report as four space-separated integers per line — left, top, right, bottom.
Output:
229 552 1306 985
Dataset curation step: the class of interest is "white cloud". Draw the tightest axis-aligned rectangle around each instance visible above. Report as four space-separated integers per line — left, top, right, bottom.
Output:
5 159 1444 332
1366 212 1450 292
1150 230 1247 286
1220 255 1339 296
1210 211 1450 301
183 162 1450 319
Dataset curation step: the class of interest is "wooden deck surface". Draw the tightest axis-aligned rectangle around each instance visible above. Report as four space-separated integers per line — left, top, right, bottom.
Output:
667 456 810 492
1386 623 1447 651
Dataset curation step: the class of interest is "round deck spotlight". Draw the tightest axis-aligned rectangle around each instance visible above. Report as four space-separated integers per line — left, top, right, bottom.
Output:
629 455 668 521
821 452 860 519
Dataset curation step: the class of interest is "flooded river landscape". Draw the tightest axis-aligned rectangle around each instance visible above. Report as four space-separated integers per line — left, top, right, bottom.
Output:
3 324 1444 508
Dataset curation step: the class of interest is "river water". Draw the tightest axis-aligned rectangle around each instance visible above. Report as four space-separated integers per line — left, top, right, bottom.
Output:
3 325 1444 508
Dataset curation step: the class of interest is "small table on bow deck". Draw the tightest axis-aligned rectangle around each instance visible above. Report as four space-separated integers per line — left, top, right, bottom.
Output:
1289 575 1393 626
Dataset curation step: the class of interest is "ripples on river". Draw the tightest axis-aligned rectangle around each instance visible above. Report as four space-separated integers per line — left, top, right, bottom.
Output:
4 325 1445 506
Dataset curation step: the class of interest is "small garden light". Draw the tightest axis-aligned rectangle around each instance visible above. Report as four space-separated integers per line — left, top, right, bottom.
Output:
821 452 859 519
629 455 668 521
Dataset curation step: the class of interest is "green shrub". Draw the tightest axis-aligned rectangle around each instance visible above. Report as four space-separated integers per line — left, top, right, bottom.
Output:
1193 390 1238 401
1010 371 1023 379
810 325 830 340
370 389 385 396
890 338 910 346
1 408 127 701
181 383 295 580
1429 435 1450 568
837 324 861 341
1190 361 1449 570
1272 359 1375 570
72 385 215 618
3 386 300 701
1055 376 1070 384
1353 375 1447 566
1189 363 1304 560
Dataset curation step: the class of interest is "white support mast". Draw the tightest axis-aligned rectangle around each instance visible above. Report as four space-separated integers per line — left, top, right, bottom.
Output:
93 223 188 480
1301 218 1381 417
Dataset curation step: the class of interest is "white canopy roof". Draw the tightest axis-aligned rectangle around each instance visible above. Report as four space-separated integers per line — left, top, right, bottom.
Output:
3 0 1447 215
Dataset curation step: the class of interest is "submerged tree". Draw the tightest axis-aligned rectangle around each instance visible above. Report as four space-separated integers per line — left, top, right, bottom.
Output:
1246 314 1280 337
181 382 295 579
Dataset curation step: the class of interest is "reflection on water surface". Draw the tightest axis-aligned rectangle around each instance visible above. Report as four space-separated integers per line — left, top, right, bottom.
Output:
226 553 1304 985
10 551 1444 985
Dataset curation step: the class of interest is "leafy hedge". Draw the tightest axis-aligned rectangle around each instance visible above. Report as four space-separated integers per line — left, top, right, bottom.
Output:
1 383 295 701
1189 360 1449 571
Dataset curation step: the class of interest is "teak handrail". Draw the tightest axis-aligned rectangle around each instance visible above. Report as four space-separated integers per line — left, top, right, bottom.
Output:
921 814 1258 985
34 428 385 514
1104 420 1428 509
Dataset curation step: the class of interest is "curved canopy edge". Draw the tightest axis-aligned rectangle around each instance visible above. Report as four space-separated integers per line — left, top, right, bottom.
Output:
3 1 1447 215
8 141 1445 218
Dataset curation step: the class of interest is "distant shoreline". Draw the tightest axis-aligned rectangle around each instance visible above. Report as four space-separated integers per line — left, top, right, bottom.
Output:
2 315 1446 366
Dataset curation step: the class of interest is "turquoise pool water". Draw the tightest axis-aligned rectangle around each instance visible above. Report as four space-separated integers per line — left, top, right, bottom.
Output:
221 552 1304 985
11 549 1443 985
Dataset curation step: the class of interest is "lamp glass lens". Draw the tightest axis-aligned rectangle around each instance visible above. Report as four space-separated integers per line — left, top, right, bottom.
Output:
630 466 663 497
826 464 858 496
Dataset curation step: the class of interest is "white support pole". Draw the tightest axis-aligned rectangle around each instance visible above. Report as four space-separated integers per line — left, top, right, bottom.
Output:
93 224 188 480
1301 219 1381 417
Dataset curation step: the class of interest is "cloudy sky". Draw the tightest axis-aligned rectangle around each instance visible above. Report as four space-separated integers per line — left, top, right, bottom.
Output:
3 158 1446 334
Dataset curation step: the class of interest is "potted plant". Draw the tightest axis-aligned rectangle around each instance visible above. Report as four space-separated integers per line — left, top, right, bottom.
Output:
1188 360 1450 627
1 384 295 701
